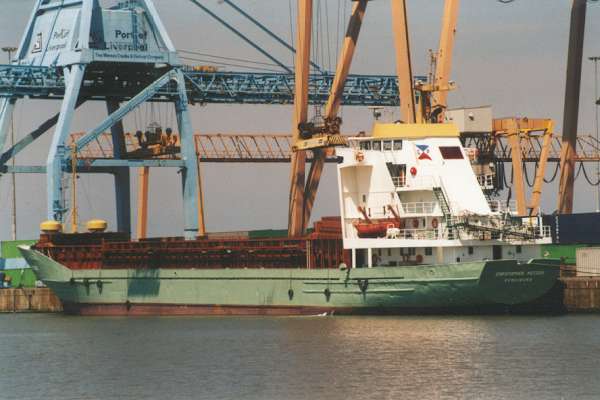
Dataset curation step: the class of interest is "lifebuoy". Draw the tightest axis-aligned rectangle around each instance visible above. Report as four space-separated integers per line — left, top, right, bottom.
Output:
355 151 365 162
410 166 417 176
412 219 419 228
431 218 439 229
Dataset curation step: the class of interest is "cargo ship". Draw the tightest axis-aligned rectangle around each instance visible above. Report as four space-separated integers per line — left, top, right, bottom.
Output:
19 122 561 315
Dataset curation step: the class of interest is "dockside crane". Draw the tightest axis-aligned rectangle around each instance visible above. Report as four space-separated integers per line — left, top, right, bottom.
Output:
289 0 369 236
499 0 594 214
0 0 403 239
288 0 461 236
1 0 595 239
558 0 588 214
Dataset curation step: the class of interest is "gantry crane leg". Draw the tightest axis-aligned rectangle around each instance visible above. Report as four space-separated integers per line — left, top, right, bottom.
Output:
107 100 132 234
529 122 553 215
432 0 460 121
288 0 313 237
391 0 416 124
0 99 17 153
302 0 368 231
47 64 86 222
175 70 202 240
506 119 527 216
558 0 587 214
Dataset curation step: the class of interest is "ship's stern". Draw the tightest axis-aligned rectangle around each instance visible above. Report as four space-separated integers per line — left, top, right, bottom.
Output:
478 259 561 305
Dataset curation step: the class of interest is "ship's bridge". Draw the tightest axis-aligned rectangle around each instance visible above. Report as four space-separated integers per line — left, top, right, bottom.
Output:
340 122 492 221
337 123 552 268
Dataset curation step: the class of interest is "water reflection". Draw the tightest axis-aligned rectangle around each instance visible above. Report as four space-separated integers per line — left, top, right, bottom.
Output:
0 314 599 400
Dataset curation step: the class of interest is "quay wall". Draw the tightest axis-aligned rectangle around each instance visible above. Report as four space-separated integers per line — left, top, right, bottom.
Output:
0 288 62 313
561 277 600 312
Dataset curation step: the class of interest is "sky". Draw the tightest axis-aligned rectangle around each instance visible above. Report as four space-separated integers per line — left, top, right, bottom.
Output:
0 0 599 240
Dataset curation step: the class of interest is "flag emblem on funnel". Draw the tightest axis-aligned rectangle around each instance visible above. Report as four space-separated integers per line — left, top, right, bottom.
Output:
416 144 432 160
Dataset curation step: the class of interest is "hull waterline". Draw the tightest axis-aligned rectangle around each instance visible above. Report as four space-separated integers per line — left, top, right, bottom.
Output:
20 246 561 316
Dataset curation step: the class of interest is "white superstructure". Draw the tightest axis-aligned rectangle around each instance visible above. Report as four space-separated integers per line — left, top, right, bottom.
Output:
336 123 552 268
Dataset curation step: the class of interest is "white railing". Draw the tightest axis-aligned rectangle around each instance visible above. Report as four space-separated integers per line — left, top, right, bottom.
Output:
477 174 495 189
396 175 437 190
539 225 552 238
392 176 407 188
400 202 437 215
487 200 517 214
385 228 439 240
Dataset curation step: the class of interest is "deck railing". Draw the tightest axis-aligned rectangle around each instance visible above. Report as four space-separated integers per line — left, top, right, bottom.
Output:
394 176 436 190
539 225 552 238
385 228 439 240
400 202 437 215
392 176 406 188
477 174 495 189
487 200 517 214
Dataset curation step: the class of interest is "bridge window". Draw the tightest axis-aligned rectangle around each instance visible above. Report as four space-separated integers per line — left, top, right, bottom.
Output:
383 140 392 151
425 247 433 256
359 141 371 150
393 140 403 151
439 146 464 160
372 141 382 151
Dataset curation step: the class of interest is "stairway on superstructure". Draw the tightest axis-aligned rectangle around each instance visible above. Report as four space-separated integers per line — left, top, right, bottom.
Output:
433 186 457 239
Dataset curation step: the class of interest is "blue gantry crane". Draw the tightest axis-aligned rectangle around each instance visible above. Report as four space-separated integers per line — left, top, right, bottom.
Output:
0 0 401 239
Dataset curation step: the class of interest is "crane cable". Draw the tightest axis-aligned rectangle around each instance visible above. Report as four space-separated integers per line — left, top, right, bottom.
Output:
544 163 560 184
523 162 535 188
580 163 600 186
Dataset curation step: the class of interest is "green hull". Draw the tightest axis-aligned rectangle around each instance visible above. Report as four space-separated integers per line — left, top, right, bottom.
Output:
20 247 560 315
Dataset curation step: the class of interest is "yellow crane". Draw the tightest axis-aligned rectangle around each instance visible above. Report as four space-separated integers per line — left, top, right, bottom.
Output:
288 0 460 236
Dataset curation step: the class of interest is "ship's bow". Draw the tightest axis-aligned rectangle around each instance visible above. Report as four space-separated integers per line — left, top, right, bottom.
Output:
18 245 77 303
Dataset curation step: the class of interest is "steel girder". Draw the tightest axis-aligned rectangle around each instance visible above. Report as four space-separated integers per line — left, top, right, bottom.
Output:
0 64 401 106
